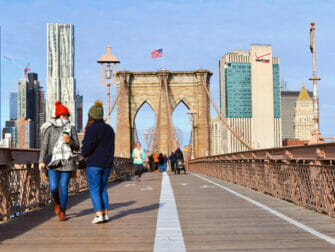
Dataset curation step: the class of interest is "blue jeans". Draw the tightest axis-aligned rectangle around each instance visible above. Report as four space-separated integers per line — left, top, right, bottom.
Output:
86 167 111 212
48 170 72 212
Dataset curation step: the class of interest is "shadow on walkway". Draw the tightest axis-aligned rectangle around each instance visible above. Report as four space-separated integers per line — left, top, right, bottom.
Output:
110 203 161 221
0 180 125 243
67 201 137 220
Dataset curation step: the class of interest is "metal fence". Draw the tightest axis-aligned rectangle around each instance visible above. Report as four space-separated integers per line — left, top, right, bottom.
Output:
188 143 335 217
0 148 133 221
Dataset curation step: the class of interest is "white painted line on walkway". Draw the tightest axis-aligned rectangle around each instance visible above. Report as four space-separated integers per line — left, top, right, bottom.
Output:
140 186 153 191
200 184 215 189
154 172 186 252
124 184 135 187
192 173 335 245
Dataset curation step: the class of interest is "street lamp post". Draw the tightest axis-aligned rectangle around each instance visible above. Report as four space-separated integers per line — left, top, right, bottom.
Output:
144 130 150 154
187 109 197 160
97 46 120 124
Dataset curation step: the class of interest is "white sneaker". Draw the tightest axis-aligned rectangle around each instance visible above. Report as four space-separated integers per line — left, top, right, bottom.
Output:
103 214 109 222
92 215 104 224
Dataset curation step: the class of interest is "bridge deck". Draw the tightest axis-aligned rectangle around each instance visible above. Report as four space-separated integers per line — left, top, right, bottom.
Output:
1 172 335 251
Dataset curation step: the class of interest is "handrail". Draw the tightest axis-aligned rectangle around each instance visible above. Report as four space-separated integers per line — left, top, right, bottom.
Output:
188 143 335 217
190 142 335 162
0 148 133 221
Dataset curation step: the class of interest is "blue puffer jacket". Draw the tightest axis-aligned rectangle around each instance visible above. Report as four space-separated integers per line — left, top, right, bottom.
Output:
81 120 115 168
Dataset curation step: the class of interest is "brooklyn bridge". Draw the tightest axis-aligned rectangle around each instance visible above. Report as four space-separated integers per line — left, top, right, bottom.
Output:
1 68 335 251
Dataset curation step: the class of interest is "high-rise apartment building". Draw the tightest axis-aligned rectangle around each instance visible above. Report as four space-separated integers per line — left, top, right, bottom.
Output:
76 94 83 132
17 118 34 149
17 73 42 148
47 23 76 127
17 78 28 118
210 116 223 155
294 83 314 140
39 88 46 146
219 45 281 153
4 119 17 147
9 92 17 120
27 73 41 147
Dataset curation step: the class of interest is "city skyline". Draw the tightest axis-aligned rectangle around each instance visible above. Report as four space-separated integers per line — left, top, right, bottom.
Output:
0 0 334 142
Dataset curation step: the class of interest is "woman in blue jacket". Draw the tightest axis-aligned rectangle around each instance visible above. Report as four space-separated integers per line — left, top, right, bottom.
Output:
81 100 115 224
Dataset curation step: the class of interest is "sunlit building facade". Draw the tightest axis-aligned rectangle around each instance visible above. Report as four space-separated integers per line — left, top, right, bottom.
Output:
47 23 76 127
294 83 314 140
219 45 281 153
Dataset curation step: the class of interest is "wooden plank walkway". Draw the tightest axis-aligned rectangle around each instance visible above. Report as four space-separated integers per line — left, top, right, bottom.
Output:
1 171 335 251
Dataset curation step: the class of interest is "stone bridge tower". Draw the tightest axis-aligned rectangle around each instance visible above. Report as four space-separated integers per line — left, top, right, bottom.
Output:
114 70 212 158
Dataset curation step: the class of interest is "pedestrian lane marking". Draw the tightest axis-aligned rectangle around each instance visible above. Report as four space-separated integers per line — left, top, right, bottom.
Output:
200 184 215 189
124 184 136 187
180 183 188 186
140 186 153 191
192 173 335 246
154 172 186 252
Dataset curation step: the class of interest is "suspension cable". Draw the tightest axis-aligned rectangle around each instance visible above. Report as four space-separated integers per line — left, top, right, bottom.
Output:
199 74 254 150
104 79 124 122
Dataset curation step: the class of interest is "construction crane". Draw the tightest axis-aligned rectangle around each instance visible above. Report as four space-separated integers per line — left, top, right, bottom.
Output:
2 56 30 77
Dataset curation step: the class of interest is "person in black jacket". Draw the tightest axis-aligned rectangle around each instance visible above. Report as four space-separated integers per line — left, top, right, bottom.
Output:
174 147 184 161
81 100 115 224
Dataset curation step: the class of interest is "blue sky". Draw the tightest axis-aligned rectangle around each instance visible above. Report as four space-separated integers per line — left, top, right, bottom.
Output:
0 0 334 147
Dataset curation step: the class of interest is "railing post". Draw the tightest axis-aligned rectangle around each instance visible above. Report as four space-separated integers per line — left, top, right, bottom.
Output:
0 165 10 220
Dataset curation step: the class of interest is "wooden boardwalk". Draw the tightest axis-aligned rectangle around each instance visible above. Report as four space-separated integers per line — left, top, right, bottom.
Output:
1 172 335 251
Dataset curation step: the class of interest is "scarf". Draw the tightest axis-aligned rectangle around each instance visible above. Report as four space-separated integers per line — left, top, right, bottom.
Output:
41 118 74 167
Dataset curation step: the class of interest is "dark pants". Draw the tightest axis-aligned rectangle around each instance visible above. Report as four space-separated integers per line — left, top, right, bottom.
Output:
48 170 72 212
134 164 143 177
154 162 159 170
87 167 111 212
171 161 175 171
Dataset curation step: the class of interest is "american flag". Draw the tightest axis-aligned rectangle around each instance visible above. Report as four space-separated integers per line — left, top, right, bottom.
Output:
151 48 163 58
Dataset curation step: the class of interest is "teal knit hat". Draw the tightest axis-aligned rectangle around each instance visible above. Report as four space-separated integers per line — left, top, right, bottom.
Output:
88 100 104 120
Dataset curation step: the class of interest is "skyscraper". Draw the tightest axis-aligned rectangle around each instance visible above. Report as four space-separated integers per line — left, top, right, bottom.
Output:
281 87 313 141
47 23 76 127
27 73 41 147
75 94 83 132
219 45 281 153
294 83 314 140
17 73 41 148
210 116 223 155
9 92 17 120
17 78 28 118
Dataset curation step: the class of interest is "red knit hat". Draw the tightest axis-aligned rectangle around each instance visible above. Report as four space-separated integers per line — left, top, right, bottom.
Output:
55 101 70 118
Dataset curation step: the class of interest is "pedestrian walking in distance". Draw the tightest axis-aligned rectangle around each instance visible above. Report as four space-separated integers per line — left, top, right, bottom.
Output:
39 101 80 221
158 153 165 172
81 100 115 224
132 142 145 181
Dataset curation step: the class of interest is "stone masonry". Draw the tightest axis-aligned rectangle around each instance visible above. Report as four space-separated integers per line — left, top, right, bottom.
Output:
115 70 212 158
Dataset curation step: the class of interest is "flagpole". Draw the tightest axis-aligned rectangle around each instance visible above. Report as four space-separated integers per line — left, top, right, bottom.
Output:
162 53 164 70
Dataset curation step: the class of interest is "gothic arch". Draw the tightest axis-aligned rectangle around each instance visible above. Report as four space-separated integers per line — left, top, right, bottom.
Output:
115 70 212 158
172 97 192 112
132 100 156 128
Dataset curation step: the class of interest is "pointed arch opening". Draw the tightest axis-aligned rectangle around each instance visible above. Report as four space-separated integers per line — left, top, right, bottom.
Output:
171 100 192 152
133 101 156 153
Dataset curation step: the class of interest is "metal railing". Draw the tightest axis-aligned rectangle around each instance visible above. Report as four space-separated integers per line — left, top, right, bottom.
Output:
188 143 335 217
0 148 133 221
